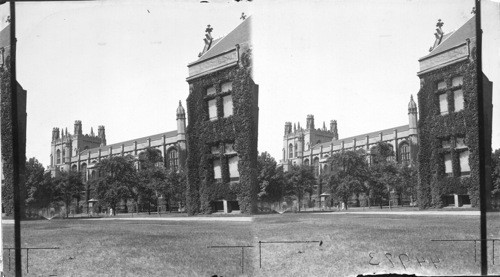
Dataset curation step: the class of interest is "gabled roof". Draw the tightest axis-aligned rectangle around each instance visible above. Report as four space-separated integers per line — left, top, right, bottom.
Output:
420 16 475 60
190 16 251 65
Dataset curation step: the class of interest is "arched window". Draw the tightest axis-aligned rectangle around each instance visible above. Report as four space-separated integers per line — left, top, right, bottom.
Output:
167 148 179 171
56 149 61 164
303 159 309 166
400 142 410 163
288 144 293 159
313 157 320 177
71 164 77 172
81 163 87 181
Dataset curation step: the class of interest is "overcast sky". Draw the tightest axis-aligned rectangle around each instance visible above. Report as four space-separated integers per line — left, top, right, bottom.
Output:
0 0 499 167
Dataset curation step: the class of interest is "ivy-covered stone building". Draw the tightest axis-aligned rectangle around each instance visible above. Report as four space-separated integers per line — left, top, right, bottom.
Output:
416 16 493 208
185 17 259 214
1 24 28 216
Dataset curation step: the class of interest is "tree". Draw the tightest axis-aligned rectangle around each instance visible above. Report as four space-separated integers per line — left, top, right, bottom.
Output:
283 164 316 211
326 149 369 210
397 162 418 206
492 149 500 196
25 158 54 214
368 142 399 208
91 155 138 215
257 152 285 204
160 169 186 212
53 170 84 217
137 147 165 214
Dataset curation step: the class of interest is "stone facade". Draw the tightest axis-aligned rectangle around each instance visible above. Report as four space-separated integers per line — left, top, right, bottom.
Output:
48 101 187 179
185 17 259 214
416 16 493 208
281 96 419 177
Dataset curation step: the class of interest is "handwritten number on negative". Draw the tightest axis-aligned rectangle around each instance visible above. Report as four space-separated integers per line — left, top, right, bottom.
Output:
416 256 426 267
399 253 410 270
385 253 395 268
369 252 380 265
430 257 440 268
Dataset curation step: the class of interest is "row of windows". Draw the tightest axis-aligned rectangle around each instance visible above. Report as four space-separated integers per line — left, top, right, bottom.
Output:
287 142 411 164
211 141 239 181
207 82 233 121
66 148 179 181
437 76 464 115
213 156 240 181
441 137 470 177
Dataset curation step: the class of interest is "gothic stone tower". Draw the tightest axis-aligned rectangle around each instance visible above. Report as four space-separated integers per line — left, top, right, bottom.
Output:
49 121 105 176
282 115 338 171
185 17 259 215
416 16 492 208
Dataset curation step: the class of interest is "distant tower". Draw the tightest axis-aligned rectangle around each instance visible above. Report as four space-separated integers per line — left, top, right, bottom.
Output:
52 127 60 140
98 126 106 146
330 120 338 140
408 95 418 139
176 100 186 142
284 122 292 135
74 120 82 135
306 115 315 130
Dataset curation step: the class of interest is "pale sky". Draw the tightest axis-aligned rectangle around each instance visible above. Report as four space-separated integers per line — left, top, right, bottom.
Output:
0 0 499 167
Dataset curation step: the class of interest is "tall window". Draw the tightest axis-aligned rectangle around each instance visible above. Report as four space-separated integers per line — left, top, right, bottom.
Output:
453 89 464 112
437 80 446 90
459 150 470 176
288 144 293 159
294 143 298 156
228 156 239 181
167 148 179 171
313 157 320 177
81 163 87 181
208 99 217 121
213 159 222 180
444 153 452 176
400 142 410 162
439 93 448 115
223 95 233 117
303 159 309 166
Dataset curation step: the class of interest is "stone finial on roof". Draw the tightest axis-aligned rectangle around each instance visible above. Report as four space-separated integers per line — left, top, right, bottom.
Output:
198 24 214 57
240 13 247 20
205 24 213 34
429 19 445 52
471 7 476 14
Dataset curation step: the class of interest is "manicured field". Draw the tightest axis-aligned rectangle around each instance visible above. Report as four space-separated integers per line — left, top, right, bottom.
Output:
1 211 499 276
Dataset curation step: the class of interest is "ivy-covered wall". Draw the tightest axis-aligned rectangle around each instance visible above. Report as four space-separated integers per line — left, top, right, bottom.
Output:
1 58 27 217
417 49 479 208
185 49 259 215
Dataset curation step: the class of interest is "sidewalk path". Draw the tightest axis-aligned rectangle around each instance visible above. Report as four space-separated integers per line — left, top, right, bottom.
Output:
314 210 480 216
87 216 253 222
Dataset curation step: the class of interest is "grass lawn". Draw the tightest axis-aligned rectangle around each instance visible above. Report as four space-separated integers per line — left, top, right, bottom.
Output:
2 212 499 276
